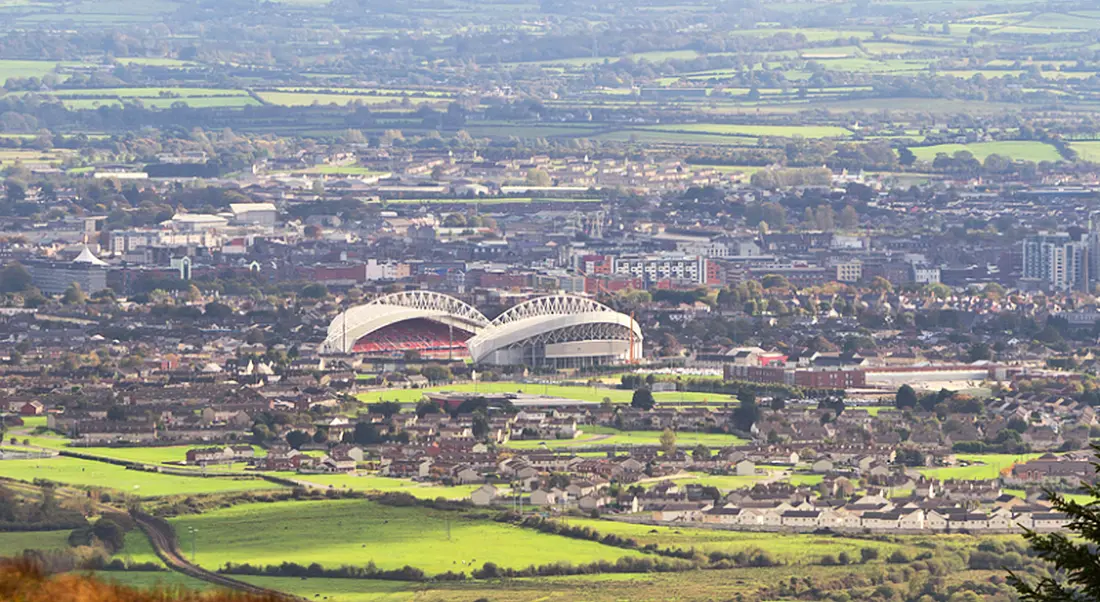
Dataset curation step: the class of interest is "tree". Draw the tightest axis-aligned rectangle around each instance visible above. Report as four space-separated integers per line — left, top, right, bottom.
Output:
966 342 993 362
760 274 791 290
526 168 551 187
895 384 918 409
62 282 87 305
286 430 311 449
91 518 126 553
204 301 233 319
0 262 31 294
898 147 916 167
422 365 453 384
351 422 381 445
631 388 655 410
1009 447 1100 600
106 406 126 421
732 393 760 432
300 283 328 299
839 205 859 230
692 444 711 461
659 428 677 455
368 401 402 418
304 224 322 239
870 276 893 293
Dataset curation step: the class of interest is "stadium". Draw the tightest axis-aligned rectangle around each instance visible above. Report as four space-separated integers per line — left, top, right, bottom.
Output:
320 291 490 359
321 292 643 368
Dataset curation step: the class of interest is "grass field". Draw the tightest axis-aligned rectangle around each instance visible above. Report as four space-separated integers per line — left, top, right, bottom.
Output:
257 91 450 108
0 59 80 83
94 571 215 592
668 472 776 490
1 456 283 497
909 141 1063 162
1070 141 1100 163
282 474 480 500
565 519 896 562
917 453 1046 480
356 382 737 405
227 567 905 602
645 122 849 137
502 426 747 451
170 499 643 574
0 530 71 557
70 445 264 466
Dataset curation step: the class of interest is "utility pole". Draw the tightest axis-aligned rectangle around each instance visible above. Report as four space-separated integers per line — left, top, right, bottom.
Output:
188 527 198 563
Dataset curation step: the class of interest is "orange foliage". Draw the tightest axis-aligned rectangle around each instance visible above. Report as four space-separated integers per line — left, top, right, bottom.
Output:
0 560 281 602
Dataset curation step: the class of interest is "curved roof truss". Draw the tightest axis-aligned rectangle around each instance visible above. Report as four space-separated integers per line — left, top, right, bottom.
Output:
321 291 489 354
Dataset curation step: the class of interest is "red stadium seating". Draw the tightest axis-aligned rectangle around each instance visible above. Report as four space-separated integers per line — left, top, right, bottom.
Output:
351 318 472 357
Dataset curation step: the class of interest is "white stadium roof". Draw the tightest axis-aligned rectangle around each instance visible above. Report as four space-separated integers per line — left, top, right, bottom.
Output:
322 292 642 366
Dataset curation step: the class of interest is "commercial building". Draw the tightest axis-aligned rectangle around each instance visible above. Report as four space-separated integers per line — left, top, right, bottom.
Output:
28 247 108 295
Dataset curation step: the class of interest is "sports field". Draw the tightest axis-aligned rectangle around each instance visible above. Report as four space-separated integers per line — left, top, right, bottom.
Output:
169 499 643 574
356 382 737 405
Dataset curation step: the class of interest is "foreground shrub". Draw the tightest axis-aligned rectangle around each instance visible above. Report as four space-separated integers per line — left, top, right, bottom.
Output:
0 558 278 602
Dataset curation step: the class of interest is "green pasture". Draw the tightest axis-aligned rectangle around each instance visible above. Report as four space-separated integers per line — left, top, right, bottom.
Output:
595 130 759 146
258 91 450 107
562 519 982 564
909 141 1063 163
68 444 264 466
0 530 71 557
0 456 282 497
639 123 851 138
170 499 643 574
668 471 777 490
94 571 215 592
917 453 1046 480
1070 141 1100 163
282 473 480 500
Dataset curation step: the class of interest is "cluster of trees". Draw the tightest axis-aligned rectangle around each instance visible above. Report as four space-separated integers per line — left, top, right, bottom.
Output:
220 560 428 582
0 484 87 531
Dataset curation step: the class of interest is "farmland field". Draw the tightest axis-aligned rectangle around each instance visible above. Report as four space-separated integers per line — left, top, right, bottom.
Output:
95 571 215 592
909 141 1063 162
257 91 450 108
0 530 71 556
0 456 283 497
283 474 480 499
169 499 644 574
638 123 852 138
561 518 974 563
1070 141 1100 163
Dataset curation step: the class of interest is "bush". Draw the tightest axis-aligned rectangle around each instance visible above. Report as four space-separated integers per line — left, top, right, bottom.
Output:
886 550 910 564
